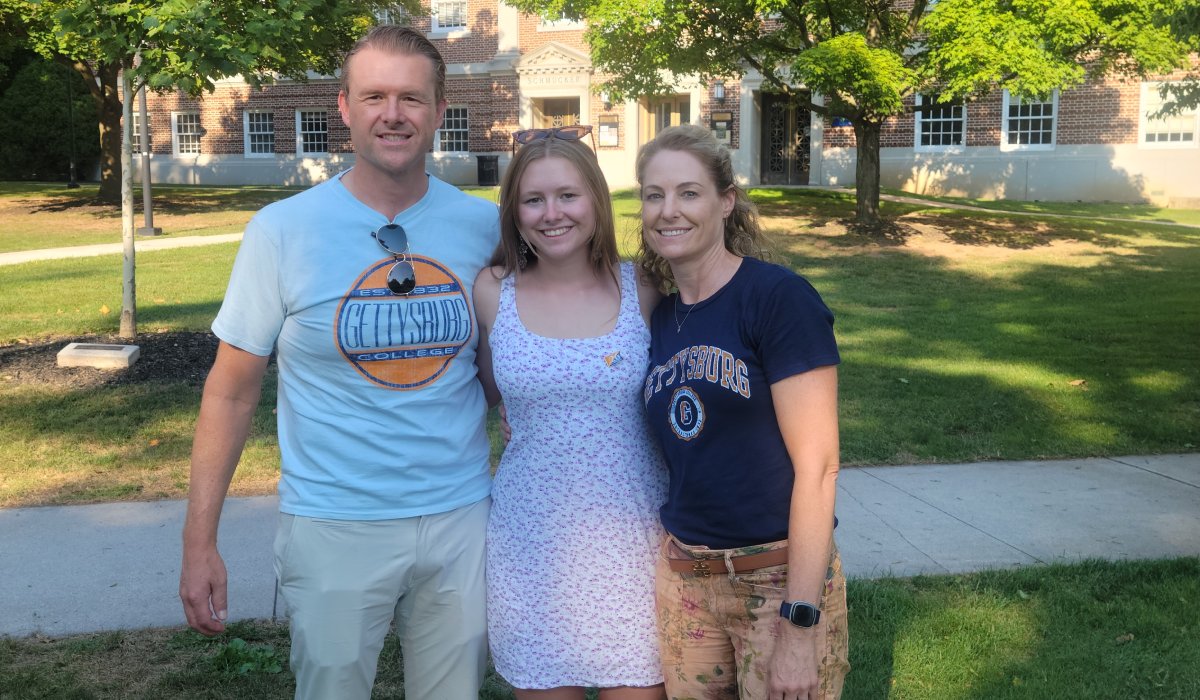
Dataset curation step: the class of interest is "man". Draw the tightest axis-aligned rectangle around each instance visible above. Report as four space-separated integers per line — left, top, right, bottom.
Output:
179 26 499 700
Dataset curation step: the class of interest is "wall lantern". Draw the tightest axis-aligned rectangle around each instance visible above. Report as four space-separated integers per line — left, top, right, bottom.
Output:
713 80 726 103
601 91 612 110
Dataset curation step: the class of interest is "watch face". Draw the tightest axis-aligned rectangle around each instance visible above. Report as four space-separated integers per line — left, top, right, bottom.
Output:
782 601 820 627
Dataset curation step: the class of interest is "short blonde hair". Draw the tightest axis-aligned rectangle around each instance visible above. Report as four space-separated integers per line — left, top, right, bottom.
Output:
340 25 446 102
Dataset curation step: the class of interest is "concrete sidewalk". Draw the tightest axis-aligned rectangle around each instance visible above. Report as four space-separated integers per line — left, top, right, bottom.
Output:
0 232 243 266
2 454 1197 639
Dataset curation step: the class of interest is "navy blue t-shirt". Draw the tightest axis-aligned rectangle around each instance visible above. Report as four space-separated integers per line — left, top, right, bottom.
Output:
643 257 840 549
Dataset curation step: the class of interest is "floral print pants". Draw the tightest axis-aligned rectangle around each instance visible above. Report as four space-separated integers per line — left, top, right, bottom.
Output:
655 536 850 699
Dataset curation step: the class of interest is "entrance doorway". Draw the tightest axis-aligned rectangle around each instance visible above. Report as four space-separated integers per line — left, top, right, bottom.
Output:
760 93 811 185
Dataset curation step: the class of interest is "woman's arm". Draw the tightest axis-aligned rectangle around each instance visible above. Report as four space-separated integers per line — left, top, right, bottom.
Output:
635 265 665 327
472 267 504 408
766 364 840 699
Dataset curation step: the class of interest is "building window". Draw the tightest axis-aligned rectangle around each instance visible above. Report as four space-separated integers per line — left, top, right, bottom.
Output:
1140 82 1198 147
438 106 469 152
243 111 275 157
296 110 329 155
130 113 149 155
914 94 964 150
431 0 467 31
1001 90 1057 151
172 112 202 156
645 95 691 140
538 11 584 31
537 98 581 128
375 4 409 24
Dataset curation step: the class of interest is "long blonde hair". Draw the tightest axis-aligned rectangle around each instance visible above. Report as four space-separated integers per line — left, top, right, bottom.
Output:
492 136 618 282
635 124 765 292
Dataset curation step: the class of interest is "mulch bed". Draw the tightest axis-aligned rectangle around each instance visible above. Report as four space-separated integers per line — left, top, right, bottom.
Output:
0 332 219 390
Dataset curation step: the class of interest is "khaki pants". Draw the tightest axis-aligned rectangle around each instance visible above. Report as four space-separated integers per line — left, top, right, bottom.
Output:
655 536 850 700
273 498 490 700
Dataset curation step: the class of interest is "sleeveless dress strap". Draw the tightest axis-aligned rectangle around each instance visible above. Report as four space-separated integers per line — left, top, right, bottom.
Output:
492 272 520 337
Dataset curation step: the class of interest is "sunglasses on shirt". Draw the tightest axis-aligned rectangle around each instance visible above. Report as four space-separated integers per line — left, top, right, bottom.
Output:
371 223 417 296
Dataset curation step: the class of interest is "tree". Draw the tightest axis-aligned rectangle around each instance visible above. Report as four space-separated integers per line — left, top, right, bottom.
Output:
0 58 100 180
512 0 1195 225
1159 1 1200 111
1 0 417 203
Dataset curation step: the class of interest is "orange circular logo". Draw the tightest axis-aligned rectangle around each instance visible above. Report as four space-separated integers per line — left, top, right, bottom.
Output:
335 256 474 390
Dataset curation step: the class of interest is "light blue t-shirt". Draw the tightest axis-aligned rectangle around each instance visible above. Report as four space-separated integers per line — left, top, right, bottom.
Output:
213 174 500 520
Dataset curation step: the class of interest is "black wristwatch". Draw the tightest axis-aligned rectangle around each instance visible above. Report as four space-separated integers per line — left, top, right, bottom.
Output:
779 600 821 628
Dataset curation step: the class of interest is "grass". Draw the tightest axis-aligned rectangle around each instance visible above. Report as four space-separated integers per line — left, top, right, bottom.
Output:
2 558 1196 698
880 186 1200 227
2 183 1198 506
0 182 502 253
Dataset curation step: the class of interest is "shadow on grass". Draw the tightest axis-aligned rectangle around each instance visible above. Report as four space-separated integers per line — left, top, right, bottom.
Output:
28 186 302 216
775 231 1200 464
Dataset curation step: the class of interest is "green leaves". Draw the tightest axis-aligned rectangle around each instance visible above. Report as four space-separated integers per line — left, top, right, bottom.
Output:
794 33 915 121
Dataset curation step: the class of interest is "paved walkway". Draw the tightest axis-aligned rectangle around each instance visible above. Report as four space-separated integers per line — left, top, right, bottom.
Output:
0 232 244 266
2 454 1197 638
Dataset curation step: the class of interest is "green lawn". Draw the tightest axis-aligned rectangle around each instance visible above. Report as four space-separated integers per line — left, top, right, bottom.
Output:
3 557 1196 698
880 187 1200 227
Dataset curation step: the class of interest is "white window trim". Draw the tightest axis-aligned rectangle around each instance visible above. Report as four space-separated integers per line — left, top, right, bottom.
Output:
374 5 409 25
538 12 585 31
1138 82 1199 149
171 111 202 157
130 113 149 156
435 105 470 153
913 93 966 153
429 0 470 37
243 110 276 158
1000 89 1058 152
295 108 330 155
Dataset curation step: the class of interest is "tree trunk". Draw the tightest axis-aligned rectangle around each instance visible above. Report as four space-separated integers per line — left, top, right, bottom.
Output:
95 74 123 204
853 120 883 226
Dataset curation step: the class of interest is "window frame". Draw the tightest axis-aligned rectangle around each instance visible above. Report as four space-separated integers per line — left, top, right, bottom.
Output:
374 4 409 25
538 11 585 31
130 112 150 156
1138 82 1199 149
171 111 202 157
430 0 469 35
1000 89 1058 152
913 93 966 152
436 105 470 153
295 109 330 156
243 110 276 158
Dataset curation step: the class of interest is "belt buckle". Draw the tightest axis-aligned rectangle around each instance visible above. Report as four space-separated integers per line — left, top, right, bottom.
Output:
691 559 713 578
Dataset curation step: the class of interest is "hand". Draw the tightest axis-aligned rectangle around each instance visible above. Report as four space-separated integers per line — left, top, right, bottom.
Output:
767 621 820 700
179 545 229 636
499 403 512 443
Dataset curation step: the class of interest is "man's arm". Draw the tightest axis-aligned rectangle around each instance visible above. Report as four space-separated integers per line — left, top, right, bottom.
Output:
179 341 270 636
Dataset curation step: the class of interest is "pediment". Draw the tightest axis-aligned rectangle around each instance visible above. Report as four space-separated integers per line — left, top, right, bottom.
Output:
516 42 592 75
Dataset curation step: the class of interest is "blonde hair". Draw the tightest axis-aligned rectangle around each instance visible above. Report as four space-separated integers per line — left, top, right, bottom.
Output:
492 136 618 282
635 124 765 291
340 25 446 102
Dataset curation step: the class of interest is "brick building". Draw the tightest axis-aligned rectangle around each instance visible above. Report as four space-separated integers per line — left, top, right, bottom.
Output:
131 1 1199 205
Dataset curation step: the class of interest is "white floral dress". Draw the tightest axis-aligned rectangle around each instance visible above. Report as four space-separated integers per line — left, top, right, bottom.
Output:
486 262 668 689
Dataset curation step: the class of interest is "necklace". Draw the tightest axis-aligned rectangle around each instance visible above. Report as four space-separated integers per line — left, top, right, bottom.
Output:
673 295 695 333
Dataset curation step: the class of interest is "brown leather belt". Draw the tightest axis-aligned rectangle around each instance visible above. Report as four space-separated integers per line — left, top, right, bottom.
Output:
666 544 788 577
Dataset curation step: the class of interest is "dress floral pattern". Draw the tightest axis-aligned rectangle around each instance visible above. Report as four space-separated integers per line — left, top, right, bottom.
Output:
486 262 668 689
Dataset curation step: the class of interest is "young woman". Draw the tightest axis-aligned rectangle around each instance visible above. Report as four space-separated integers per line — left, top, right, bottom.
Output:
637 124 850 699
474 126 667 700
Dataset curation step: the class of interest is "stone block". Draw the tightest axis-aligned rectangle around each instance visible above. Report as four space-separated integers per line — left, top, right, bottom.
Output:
56 342 141 369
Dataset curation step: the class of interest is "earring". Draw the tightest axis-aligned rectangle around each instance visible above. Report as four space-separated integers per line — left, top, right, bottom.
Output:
518 237 530 270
